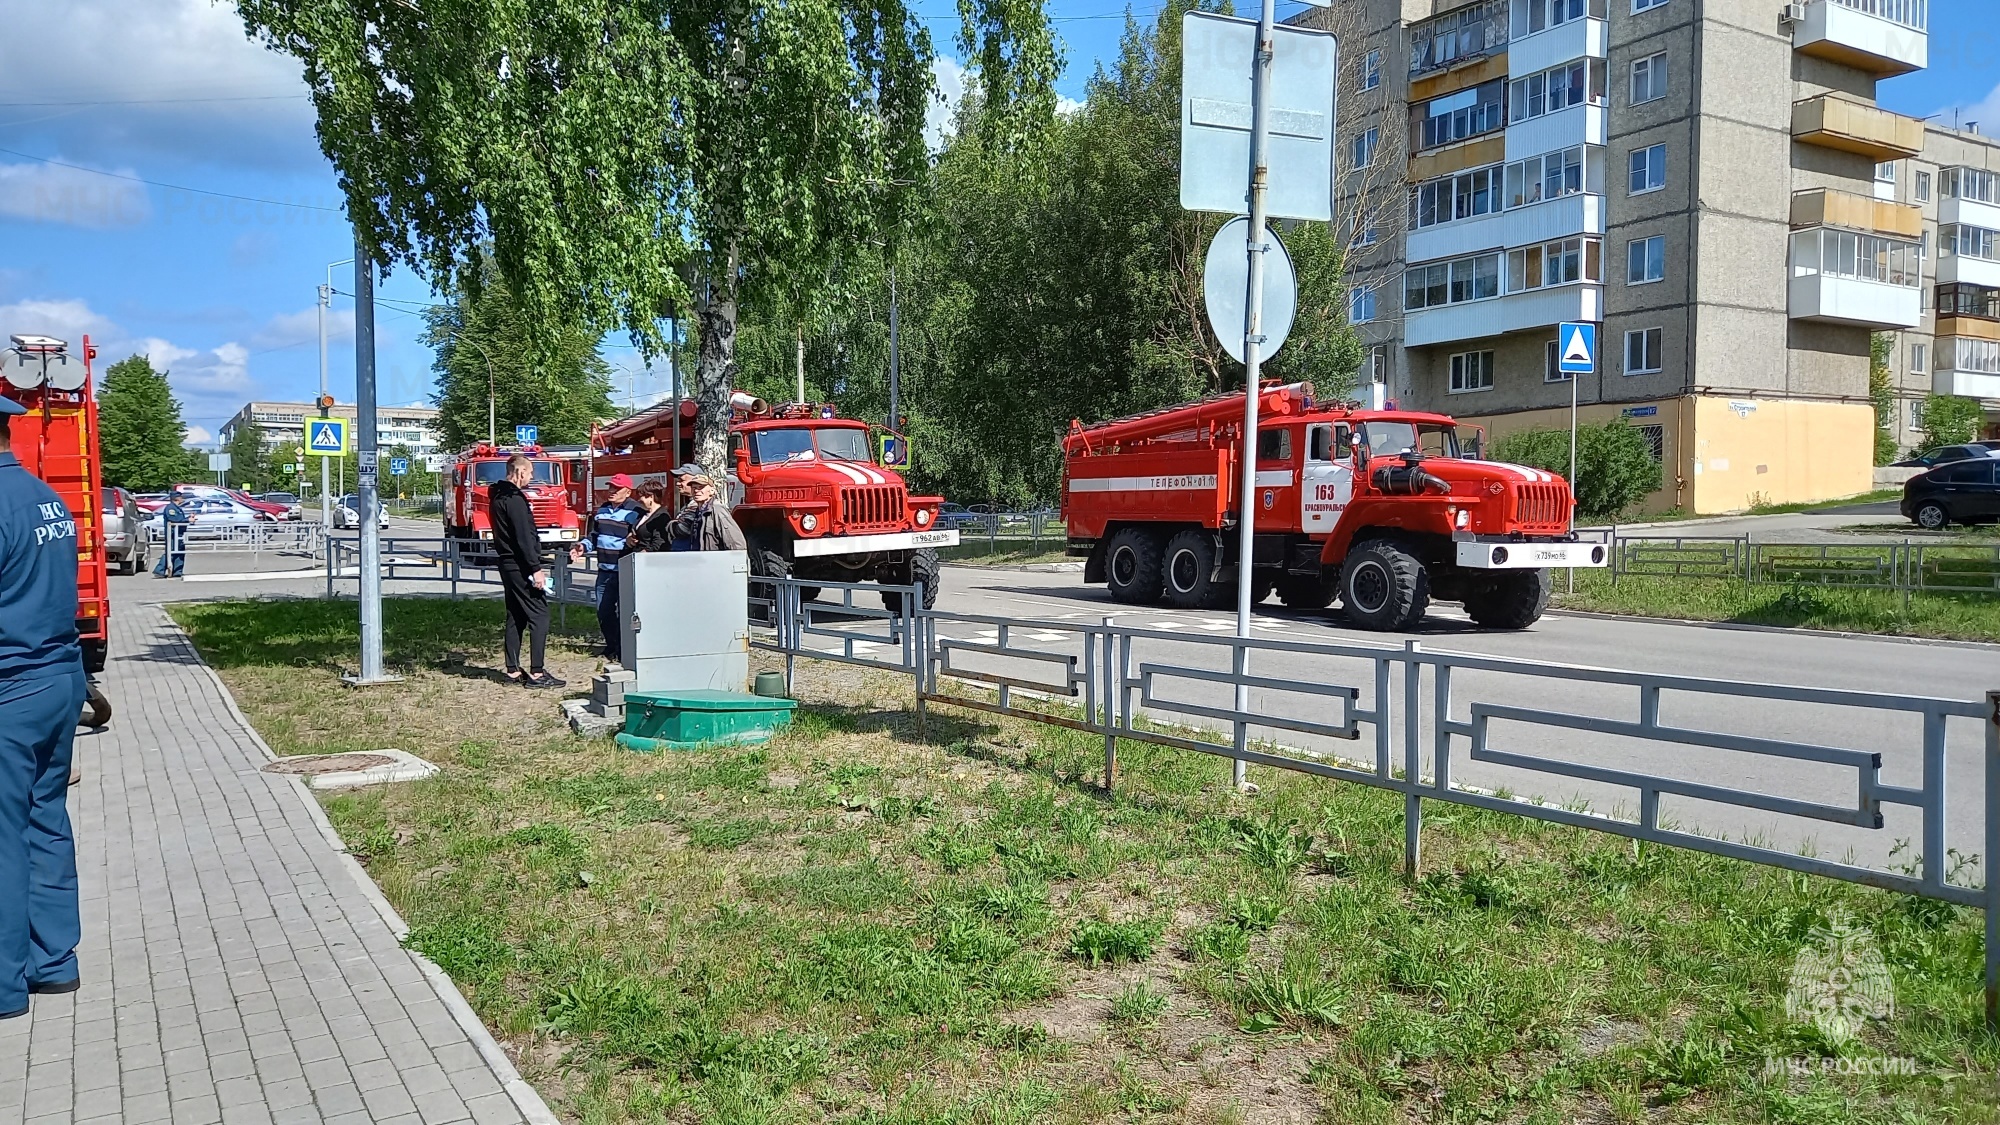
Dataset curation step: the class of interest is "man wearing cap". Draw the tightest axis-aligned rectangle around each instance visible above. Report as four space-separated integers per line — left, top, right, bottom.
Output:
667 465 747 553
575 473 642 663
0 395 87 1020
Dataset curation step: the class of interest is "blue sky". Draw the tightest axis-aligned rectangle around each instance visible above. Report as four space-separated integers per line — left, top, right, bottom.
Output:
0 0 1990 446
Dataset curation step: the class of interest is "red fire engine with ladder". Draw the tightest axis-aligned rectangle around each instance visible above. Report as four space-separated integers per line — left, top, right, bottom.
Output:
586 393 958 609
2 333 113 723
1061 382 1606 630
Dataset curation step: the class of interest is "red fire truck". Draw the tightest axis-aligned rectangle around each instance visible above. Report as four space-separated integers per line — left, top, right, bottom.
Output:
1061 382 1605 630
2 333 113 722
586 394 958 608
443 442 585 552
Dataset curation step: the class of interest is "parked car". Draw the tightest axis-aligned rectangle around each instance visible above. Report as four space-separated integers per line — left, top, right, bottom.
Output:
332 493 389 531
145 496 268 539
101 486 148 575
258 491 303 520
1892 444 2000 469
169 484 282 521
132 492 168 514
1902 459 2000 530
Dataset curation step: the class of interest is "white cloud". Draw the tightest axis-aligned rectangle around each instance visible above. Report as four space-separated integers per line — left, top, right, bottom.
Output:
182 425 212 447
0 0 320 171
0 298 118 346
1057 95 1086 117
250 306 351 352
926 56 969 151
1934 82 2000 136
0 159 153 229
0 296 263 431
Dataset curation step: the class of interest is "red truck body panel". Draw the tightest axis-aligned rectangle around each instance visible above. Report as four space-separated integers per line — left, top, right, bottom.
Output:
2 336 108 668
443 444 584 547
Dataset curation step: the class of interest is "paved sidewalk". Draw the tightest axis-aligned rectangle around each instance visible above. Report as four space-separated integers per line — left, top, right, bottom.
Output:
1 603 547 1125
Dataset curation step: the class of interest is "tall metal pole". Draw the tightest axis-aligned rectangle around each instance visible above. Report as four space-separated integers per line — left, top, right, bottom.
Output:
352 242 393 684
888 266 900 429
1229 0 1277 790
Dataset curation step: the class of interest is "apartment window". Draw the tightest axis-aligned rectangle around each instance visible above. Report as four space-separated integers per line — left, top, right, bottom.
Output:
1942 224 2000 261
1511 60 1603 123
1628 144 1666 195
1504 145 1587 208
1418 79 1507 150
1508 237 1601 291
1636 424 1665 460
1911 342 1928 374
1634 0 1669 10
1409 164 1502 229
1910 399 1925 429
1947 336 2000 374
1875 161 1898 185
1627 235 1666 284
1939 282 2000 318
1791 229 1922 286
1630 52 1668 105
1350 211 1380 247
1404 252 1502 310
1510 0 1593 38
1624 327 1663 375
1351 128 1379 170
1917 170 1932 202
1362 49 1381 91
1349 286 1377 324
1545 339 1572 382
1943 167 2000 204
1410 0 1510 76
1449 350 1495 393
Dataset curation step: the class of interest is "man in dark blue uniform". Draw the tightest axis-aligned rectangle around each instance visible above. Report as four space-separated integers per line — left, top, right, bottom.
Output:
574 473 640 664
0 397 87 1019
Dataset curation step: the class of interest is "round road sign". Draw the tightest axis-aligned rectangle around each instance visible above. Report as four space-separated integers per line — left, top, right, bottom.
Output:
1202 216 1297 366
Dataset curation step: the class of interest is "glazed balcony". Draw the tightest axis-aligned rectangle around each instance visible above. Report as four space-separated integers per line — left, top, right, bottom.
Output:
1791 0 1927 79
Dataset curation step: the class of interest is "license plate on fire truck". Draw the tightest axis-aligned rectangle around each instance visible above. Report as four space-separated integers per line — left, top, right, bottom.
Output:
1455 540 1607 569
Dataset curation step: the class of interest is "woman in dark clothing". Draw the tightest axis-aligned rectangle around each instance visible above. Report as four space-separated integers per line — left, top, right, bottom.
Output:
627 482 674 553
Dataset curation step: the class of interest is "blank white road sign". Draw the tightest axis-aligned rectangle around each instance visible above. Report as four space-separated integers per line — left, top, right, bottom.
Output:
1180 11 1337 221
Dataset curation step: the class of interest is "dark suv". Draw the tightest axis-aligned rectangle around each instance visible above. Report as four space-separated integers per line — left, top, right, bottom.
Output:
1903 459 2000 530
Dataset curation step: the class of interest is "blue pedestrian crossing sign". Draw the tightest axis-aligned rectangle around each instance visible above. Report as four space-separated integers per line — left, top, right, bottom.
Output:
1558 322 1597 374
514 424 539 446
390 457 409 476
304 418 348 456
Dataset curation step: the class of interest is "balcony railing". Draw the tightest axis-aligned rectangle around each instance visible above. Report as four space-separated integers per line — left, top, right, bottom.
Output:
1788 187 1922 238
1411 0 1509 78
1827 0 1926 33
1791 95 1924 160
1794 0 1927 77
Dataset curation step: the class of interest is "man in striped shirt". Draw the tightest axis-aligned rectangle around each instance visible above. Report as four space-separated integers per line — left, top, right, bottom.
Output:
576 473 642 664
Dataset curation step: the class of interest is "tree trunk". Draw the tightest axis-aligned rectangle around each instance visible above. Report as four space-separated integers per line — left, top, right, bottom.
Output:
692 248 740 501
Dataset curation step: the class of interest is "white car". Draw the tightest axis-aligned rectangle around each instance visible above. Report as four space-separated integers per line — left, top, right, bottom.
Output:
146 496 266 540
333 494 390 531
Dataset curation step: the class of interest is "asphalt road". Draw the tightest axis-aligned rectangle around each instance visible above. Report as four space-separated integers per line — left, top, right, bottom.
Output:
896 565 1996 883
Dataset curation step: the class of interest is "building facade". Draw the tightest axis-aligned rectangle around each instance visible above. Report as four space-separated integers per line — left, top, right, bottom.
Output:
1302 0 1988 514
219 401 443 456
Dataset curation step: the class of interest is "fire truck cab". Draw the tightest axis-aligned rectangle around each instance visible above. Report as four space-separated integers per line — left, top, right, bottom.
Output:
443 443 584 552
1062 383 1606 631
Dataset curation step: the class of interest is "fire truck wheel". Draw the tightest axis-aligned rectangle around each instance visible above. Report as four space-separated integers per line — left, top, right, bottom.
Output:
82 681 112 729
1463 568 1551 630
1104 528 1164 605
1275 572 1336 610
880 549 941 613
1161 530 1227 610
1339 539 1429 631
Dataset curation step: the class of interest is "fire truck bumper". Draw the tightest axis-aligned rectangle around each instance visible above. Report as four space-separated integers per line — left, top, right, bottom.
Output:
539 528 580 543
793 529 960 558
1454 539 1608 570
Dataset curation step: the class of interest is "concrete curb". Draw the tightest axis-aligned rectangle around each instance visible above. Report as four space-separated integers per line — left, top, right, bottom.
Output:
1546 606 2000 652
165 607 563 1125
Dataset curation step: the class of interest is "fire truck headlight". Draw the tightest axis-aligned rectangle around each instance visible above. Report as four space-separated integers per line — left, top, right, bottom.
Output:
1454 508 1469 530
1491 546 1509 565
801 513 818 532
915 509 931 527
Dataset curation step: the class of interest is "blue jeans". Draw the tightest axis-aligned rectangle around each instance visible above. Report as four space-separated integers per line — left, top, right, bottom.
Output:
595 572 621 662
0 669 86 1012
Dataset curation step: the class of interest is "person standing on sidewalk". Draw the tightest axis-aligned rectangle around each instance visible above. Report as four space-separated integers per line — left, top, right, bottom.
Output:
151 491 188 578
0 396 88 1020
488 455 564 688
573 473 641 665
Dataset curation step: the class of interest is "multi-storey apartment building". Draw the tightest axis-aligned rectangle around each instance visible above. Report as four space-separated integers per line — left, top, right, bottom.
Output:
1300 0 1985 514
219 401 443 456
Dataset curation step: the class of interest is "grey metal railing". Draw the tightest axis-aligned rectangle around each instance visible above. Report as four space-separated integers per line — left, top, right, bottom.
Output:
751 575 2000 1025
1611 534 2000 596
147 520 325 555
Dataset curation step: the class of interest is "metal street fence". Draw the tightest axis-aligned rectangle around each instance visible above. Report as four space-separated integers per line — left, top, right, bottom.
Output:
147 521 325 556
322 535 599 617
1610 534 2000 597
946 510 1066 554
752 576 2000 1024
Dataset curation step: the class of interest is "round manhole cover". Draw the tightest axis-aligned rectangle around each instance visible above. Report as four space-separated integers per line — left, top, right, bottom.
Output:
263 753 396 776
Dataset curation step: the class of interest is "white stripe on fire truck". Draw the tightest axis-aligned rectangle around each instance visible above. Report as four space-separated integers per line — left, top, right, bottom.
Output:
1486 461 1552 483
858 465 889 484
826 463 873 484
1069 474 1221 492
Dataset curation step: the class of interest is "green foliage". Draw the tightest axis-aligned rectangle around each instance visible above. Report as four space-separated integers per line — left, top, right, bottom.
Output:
1068 918 1162 965
1108 980 1169 1025
1237 965 1343 1032
732 1 1361 505
96 354 202 491
1869 333 1899 465
223 421 270 493
423 265 615 450
1917 393 1984 454
1492 419 1664 521
1229 815 1313 874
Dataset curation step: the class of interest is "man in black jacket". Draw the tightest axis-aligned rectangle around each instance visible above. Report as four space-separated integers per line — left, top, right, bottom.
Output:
488 455 564 688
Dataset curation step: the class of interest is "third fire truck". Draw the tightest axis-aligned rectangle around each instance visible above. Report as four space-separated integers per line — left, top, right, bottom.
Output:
1061 382 1606 631
444 443 585 551
585 395 958 608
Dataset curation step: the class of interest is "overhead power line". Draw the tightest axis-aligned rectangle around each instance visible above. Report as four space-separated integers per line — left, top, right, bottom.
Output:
0 146 342 213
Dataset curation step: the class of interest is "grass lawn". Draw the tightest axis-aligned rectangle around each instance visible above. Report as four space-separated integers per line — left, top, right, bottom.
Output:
170 598 2000 1124
1592 491 1905 527
1554 570 2000 644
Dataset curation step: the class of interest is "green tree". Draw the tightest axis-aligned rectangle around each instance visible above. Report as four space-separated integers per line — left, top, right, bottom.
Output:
1869 333 1898 466
97 354 202 491
1493 420 1664 523
223 422 269 492
1917 393 1984 454
423 271 614 450
235 0 1057 486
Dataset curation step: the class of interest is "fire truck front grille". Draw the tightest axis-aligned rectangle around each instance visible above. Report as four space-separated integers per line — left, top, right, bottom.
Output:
529 497 565 526
839 486 905 532
1512 483 1570 531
